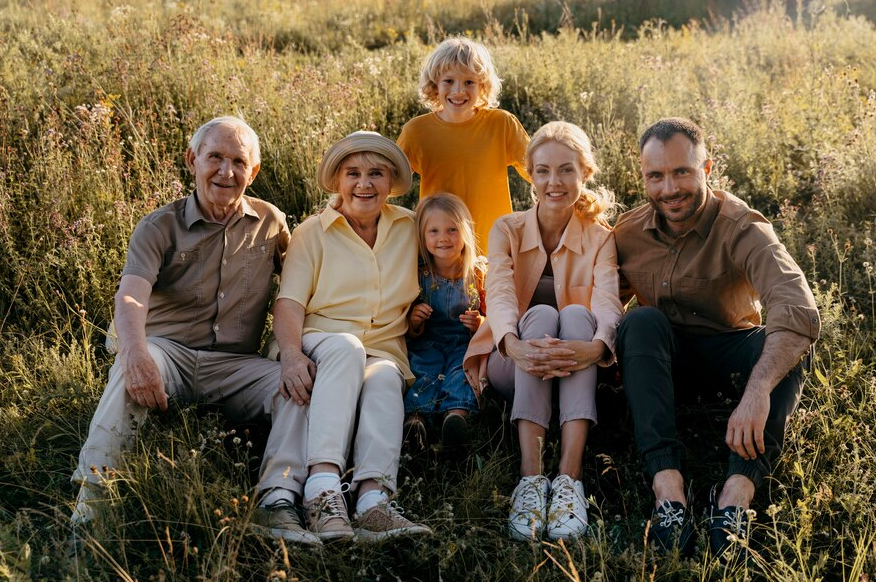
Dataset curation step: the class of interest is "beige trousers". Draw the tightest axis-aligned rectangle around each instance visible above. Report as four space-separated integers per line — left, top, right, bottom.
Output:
297 332 405 493
73 336 309 496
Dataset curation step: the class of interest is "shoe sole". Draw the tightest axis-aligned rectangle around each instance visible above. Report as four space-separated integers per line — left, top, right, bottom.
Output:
355 524 433 542
508 523 543 542
250 523 323 546
546 524 588 540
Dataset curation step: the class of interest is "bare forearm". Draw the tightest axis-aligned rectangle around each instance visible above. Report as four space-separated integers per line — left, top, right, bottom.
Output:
114 275 152 357
273 298 307 358
746 330 811 396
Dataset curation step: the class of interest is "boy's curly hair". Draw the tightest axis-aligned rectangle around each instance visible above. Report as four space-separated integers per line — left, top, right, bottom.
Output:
418 37 502 111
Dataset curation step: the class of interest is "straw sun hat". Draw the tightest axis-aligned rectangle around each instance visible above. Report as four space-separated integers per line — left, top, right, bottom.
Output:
316 131 413 197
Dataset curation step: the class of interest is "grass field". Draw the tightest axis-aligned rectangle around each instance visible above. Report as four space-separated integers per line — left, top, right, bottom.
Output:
2 0 876 580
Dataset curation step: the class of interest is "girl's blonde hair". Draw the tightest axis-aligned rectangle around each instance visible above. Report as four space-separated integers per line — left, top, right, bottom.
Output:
525 121 617 224
415 193 483 296
418 37 502 111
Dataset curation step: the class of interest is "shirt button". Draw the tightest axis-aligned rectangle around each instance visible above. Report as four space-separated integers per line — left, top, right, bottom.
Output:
553 256 558 262
261 245 266 252
222 259 227 266
662 281 668 288
556 284 562 290
219 292 225 299
213 324 219 332
670 248 678 255
180 252 186 260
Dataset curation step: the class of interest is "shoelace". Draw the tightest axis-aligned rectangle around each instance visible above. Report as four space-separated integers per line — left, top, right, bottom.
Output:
656 500 686 528
380 500 406 518
551 480 590 511
719 508 747 536
315 483 350 519
515 479 547 515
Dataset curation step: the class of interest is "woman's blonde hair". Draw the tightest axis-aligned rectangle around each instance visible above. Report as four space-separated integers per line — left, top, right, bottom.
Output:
415 193 483 296
525 121 617 224
327 151 399 209
418 37 502 111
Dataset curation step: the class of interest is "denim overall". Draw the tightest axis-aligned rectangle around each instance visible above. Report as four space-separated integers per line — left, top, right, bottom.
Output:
404 270 479 415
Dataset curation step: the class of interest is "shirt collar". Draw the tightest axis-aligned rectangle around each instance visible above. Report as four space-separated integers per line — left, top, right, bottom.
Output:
641 188 719 240
185 191 256 229
318 202 413 232
520 205 585 254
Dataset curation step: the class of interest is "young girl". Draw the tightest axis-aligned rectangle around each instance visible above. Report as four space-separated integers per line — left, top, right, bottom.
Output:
397 37 529 254
404 193 486 451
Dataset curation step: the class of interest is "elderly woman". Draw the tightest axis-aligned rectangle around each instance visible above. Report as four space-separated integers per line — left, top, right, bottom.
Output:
463 121 623 541
270 131 431 542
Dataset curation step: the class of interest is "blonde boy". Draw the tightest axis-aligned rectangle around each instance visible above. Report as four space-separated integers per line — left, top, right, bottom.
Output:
397 37 529 253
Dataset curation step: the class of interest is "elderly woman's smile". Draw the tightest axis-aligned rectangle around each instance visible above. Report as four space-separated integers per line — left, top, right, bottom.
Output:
337 155 393 215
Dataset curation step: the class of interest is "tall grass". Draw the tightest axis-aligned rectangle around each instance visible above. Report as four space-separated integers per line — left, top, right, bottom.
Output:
2 1 876 580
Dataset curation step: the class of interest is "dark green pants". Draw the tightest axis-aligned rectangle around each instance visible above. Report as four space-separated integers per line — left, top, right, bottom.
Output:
616 307 808 488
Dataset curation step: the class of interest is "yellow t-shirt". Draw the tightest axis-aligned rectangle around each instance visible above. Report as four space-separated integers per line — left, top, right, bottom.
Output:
277 204 419 380
397 108 530 253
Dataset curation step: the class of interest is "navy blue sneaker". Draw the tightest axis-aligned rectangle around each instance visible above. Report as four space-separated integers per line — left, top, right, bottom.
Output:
649 500 696 557
708 484 750 560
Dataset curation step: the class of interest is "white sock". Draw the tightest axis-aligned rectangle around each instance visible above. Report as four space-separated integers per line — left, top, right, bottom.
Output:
356 489 388 515
304 472 342 501
258 487 296 508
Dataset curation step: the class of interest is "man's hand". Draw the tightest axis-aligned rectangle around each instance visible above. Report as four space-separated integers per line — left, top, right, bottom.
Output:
279 351 317 405
725 389 770 460
123 348 168 411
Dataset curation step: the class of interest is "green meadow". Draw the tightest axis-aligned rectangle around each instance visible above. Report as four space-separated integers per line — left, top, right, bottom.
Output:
1 0 876 579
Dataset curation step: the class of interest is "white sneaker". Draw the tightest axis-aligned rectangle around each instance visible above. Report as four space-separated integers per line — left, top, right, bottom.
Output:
508 475 550 541
546 474 589 540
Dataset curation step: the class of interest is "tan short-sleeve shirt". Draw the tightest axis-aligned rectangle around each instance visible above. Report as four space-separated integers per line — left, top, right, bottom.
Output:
276 204 419 380
122 193 290 353
614 189 820 340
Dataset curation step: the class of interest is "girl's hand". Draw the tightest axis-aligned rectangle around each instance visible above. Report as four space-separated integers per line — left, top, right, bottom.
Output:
408 303 432 335
459 309 483 332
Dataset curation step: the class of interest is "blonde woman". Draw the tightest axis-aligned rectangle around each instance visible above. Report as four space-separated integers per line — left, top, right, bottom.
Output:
463 121 623 541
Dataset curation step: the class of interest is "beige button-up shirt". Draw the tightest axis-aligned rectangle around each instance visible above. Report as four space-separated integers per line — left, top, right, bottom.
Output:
276 204 419 380
463 205 623 371
121 193 290 353
614 189 820 340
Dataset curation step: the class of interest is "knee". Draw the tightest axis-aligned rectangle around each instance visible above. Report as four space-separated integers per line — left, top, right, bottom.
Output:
318 333 367 364
559 305 596 339
519 304 559 339
618 307 670 345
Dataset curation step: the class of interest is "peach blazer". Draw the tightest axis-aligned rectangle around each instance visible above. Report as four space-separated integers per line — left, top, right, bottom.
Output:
463 205 623 374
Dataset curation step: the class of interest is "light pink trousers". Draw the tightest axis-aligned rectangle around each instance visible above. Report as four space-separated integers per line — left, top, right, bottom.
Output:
487 304 599 428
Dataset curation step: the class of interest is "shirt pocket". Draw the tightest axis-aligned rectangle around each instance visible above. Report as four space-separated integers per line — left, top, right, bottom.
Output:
678 273 736 324
246 241 276 293
156 248 201 292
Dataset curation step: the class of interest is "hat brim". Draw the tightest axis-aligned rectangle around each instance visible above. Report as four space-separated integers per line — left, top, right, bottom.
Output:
316 131 413 197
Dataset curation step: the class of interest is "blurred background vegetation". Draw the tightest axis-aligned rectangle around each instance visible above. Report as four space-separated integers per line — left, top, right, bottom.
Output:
1 1 876 580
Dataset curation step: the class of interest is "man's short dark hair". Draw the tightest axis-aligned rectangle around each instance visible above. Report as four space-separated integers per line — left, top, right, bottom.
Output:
638 117 705 153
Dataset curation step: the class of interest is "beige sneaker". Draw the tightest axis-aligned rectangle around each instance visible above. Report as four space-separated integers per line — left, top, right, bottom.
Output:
353 501 432 542
304 488 355 541
251 502 322 546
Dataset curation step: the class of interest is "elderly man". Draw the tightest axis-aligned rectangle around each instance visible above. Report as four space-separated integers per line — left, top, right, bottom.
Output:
614 118 820 558
71 117 318 546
